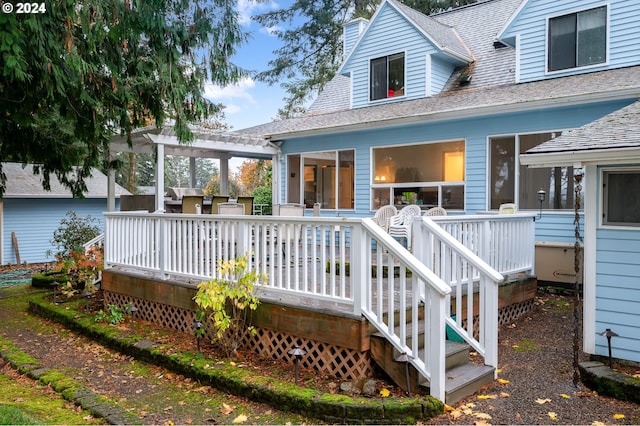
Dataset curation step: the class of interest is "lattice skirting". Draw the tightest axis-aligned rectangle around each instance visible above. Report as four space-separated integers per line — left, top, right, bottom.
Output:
460 298 536 339
103 290 375 380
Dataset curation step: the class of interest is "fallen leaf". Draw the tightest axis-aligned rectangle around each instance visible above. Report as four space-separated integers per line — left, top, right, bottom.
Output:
500 392 510 398
591 421 606 426
477 394 497 400
178 401 185 406
613 414 625 419
450 409 462 420
498 378 510 385
443 404 455 412
232 414 248 424
379 388 391 398
548 412 558 421
474 412 492 420
515 412 521 420
560 393 570 399
220 403 234 415
535 398 552 404
465 402 477 408
163 406 173 412
475 421 492 426
184 419 192 424
496 368 503 374
462 408 474 415
165 420 174 426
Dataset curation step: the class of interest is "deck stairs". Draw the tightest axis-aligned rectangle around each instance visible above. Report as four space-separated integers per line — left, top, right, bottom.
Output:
369 309 495 405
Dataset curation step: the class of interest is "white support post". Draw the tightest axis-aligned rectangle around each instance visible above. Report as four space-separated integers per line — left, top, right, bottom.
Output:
220 157 229 196
350 224 365 316
155 142 165 213
429 290 447 401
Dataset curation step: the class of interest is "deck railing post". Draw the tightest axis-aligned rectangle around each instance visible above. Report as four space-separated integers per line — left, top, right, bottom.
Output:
484 275 499 374
350 224 365 316
428 289 447 401
159 215 168 279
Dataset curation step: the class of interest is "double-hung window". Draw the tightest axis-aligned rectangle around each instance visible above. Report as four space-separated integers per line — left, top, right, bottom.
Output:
370 53 405 101
548 6 607 72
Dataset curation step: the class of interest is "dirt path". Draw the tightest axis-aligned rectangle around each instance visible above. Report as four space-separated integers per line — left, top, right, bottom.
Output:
0 287 317 425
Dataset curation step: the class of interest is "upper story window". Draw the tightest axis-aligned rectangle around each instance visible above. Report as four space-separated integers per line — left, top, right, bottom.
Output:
548 6 607 72
602 169 640 227
370 53 405 101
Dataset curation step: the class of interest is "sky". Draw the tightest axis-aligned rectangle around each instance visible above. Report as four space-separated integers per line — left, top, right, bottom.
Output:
203 0 294 132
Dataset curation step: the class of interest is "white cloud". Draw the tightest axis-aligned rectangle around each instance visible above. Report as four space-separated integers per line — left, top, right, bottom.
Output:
260 25 280 36
237 0 279 26
204 77 257 104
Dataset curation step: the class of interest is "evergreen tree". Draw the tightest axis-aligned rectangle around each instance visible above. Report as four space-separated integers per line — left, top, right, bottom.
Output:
0 0 246 197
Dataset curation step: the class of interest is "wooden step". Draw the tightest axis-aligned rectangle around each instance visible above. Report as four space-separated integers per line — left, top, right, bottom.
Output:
442 363 495 405
370 334 478 395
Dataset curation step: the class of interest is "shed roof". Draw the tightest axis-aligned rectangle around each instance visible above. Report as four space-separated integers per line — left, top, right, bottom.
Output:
520 101 640 168
2 163 130 199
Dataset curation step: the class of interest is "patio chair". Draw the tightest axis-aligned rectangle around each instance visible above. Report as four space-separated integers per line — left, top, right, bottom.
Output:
210 195 230 214
181 195 204 214
373 205 397 233
388 205 422 250
423 206 447 216
499 203 517 214
217 202 245 215
275 204 305 261
236 196 254 215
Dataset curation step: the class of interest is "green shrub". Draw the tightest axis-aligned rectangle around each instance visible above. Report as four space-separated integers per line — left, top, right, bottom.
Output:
30 271 72 289
51 211 101 256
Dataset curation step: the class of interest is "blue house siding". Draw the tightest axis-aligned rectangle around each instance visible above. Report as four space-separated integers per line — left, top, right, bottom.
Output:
595 228 640 363
279 100 634 245
343 3 440 108
500 0 640 83
2 198 116 264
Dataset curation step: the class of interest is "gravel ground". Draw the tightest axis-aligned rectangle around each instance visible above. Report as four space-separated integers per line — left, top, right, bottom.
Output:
426 291 640 425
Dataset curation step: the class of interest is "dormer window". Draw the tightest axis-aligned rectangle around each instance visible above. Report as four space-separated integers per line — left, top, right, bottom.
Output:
548 6 607 72
370 53 405 101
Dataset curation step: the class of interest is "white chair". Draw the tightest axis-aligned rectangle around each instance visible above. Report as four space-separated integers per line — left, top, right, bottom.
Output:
423 206 447 217
499 203 517 214
373 205 397 232
277 203 305 216
218 202 245 215
388 205 422 250
275 204 305 261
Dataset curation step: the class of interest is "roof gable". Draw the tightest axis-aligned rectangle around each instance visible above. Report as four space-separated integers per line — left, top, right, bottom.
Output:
338 0 473 74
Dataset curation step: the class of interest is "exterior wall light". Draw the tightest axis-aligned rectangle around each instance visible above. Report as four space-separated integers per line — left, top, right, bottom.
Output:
288 345 307 385
537 188 546 221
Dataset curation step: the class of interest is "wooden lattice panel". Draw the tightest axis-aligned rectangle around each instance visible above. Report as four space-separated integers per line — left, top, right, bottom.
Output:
240 328 375 379
103 290 374 380
104 291 196 334
499 299 534 325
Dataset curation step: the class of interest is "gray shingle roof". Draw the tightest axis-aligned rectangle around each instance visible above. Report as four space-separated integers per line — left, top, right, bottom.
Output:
240 65 640 138
2 163 130 198
389 0 473 62
525 100 640 154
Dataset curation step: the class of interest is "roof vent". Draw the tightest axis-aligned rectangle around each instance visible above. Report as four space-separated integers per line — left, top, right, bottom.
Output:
493 40 509 49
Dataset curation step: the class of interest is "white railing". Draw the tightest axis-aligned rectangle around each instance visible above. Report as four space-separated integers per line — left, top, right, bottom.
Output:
104 212 357 308
430 213 536 277
103 211 519 401
413 217 504 365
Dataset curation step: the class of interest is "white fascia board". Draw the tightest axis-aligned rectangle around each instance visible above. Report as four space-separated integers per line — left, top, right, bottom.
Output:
520 147 640 168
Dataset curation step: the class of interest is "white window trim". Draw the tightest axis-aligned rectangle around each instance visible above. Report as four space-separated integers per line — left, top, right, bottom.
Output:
367 50 407 103
369 138 466 211
425 54 432 97
599 166 640 230
544 2 610 76
486 129 569 211
288 149 356 211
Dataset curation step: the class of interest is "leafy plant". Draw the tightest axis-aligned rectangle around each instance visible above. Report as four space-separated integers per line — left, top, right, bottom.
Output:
55 246 104 298
193 254 265 358
51 212 101 256
94 303 129 325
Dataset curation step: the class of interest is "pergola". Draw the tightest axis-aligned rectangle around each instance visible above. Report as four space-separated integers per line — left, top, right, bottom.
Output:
108 125 281 212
